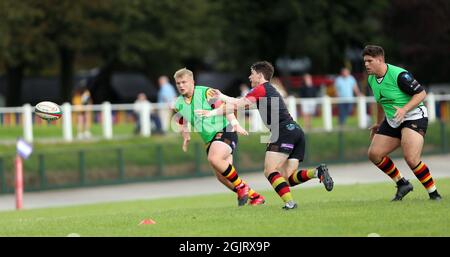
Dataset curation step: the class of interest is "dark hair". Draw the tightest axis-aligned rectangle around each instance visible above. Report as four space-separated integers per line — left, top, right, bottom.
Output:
251 61 274 81
362 45 385 58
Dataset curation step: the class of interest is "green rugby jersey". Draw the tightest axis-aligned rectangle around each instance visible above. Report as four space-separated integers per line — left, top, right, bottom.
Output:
368 64 425 127
174 85 228 143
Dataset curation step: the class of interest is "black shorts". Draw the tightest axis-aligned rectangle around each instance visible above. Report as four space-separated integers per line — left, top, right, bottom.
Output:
266 122 305 161
205 126 238 155
377 117 428 139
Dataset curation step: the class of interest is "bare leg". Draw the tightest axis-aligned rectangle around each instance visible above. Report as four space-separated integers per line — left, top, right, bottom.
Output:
368 134 400 164
401 128 439 195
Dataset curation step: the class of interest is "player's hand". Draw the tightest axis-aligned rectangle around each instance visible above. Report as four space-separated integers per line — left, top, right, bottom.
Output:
194 109 212 118
210 89 223 99
393 106 406 123
233 124 249 136
182 136 190 152
181 128 190 152
369 123 379 140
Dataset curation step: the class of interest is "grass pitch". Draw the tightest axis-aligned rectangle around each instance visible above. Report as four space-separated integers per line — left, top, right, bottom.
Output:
0 178 448 237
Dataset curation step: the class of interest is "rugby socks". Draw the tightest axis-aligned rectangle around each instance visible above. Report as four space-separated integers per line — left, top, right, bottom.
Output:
233 182 261 199
376 156 403 182
267 172 293 203
248 188 261 199
222 164 243 188
412 161 437 193
288 168 316 186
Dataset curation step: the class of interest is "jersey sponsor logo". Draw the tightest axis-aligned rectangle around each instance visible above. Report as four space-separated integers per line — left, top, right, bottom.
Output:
403 73 413 82
281 143 294 149
286 123 296 131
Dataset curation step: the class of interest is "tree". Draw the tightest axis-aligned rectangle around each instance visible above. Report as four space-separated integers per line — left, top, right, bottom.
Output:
37 0 92 102
210 0 389 75
0 0 54 106
383 0 450 83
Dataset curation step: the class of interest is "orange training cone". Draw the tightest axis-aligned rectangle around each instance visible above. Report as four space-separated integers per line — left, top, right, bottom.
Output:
139 219 156 225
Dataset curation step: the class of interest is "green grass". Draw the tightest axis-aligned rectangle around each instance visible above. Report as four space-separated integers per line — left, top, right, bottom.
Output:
0 178 449 236
0 123 137 140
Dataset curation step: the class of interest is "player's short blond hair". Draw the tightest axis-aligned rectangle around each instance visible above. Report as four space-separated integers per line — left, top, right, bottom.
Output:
174 68 194 80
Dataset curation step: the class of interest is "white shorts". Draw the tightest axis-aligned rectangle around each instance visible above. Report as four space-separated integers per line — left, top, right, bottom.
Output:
301 99 317 115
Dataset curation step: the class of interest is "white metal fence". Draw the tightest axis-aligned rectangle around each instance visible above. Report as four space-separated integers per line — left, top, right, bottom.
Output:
1 93 450 143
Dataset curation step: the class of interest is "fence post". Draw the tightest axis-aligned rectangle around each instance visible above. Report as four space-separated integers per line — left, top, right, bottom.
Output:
427 92 436 123
357 96 368 129
140 102 151 137
22 104 33 142
322 96 333 131
102 102 113 139
15 155 23 210
62 103 73 142
287 96 297 121
38 154 46 189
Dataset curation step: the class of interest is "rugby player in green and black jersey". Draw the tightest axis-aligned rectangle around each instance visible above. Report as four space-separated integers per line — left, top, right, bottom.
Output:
172 68 265 206
363 45 441 201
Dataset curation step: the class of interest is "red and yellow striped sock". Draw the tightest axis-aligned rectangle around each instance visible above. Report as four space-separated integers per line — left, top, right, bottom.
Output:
248 188 260 199
267 172 293 203
288 168 316 186
222 164 243 188
239 180 260 199
412 161 436 193
376 156 403 182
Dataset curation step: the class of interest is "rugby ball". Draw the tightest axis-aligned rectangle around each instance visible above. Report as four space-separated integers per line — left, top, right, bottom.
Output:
34 101 62 121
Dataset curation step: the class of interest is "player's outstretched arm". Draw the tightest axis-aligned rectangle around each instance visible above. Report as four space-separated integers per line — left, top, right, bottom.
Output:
196 88 253 118
226 113 248 136
209 89 240 105
195 97 252 118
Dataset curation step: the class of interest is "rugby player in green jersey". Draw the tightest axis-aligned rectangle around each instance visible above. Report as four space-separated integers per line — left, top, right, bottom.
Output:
172 68 265 206
363 45 441 201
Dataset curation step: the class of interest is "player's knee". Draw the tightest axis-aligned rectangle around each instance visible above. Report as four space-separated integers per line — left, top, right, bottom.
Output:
367 148 382 163
263 166 283 177
263 167 276 177
207 154 220 164
403 155 419 168
208 155 218 164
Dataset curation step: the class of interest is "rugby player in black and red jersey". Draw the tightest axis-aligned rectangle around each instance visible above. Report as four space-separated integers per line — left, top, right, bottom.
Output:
196 61 334 210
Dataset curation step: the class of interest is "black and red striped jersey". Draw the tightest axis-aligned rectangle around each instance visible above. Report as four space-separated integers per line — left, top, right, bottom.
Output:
245 82 295 129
